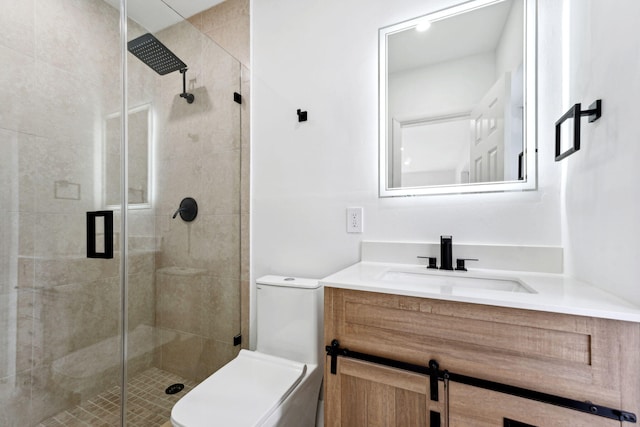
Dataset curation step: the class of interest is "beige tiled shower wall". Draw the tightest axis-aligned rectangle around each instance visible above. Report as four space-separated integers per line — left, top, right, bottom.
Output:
152 0 250 382
189 0 251 354
189 0 250 68
188 0 251 355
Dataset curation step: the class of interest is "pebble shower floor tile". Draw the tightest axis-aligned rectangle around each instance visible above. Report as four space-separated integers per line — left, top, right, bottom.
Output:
37 367 197 427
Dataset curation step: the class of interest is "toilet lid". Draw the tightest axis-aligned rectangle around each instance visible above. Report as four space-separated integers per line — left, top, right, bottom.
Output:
171 350 307 427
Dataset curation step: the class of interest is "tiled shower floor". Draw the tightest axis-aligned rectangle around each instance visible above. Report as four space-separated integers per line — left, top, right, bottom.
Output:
38 367 197 427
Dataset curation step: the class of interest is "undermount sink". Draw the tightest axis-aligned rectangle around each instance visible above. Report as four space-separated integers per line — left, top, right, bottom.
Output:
378 270 535 294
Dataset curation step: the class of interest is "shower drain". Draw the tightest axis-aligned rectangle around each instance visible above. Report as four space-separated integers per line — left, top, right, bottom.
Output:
165 383 185 395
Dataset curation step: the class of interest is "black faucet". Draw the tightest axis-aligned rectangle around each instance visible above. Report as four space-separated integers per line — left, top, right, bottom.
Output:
440 235 453 270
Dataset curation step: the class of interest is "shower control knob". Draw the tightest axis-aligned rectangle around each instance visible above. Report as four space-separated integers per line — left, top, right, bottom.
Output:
173 197 198 222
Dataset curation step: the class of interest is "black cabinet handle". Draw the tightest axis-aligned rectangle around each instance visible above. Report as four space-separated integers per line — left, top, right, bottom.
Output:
430 411 441 426
504 418 537 427
86 210 113 259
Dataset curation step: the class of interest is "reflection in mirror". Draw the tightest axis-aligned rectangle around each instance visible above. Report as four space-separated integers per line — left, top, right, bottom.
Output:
379 0 537 196
104 104 152 207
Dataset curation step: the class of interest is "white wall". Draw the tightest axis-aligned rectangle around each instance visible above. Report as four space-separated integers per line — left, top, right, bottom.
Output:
562 0 640 306
389 52 496 119
400 119 470 186
495 0 524 79
252 0 562 283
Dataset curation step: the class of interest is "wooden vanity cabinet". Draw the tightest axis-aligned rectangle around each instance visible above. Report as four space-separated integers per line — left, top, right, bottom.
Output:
323 287 640 426
326 356 445 426
447 382 619 427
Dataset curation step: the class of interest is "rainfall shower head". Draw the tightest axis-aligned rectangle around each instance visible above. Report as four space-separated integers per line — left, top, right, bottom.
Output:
127 33 195 103
128 33 186 75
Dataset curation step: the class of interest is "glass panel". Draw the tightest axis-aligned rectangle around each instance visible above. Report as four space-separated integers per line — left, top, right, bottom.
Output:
0 0 124 425
125 1 243 425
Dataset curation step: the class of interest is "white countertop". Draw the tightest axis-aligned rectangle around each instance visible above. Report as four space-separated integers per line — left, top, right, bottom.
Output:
320 262 640 323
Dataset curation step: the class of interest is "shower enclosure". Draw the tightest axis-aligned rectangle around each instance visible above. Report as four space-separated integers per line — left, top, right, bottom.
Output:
0 0 243 425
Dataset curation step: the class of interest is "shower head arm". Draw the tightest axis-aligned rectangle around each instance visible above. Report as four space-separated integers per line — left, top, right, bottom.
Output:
180 68 195 104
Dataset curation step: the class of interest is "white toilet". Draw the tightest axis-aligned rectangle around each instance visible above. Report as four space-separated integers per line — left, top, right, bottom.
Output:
171 276 324 427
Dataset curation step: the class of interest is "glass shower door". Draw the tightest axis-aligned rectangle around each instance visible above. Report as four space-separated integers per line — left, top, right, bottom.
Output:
0 0 126 425
123 1 243 425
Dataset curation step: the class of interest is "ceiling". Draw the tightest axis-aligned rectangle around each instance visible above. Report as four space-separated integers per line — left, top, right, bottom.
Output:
103 0 225 33
388 0 515 74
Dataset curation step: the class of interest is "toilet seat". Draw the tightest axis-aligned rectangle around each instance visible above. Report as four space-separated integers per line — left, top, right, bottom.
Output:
171 350 307 427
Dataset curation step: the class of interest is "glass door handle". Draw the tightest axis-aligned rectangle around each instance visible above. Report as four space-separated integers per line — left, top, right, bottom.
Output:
86 210 114 259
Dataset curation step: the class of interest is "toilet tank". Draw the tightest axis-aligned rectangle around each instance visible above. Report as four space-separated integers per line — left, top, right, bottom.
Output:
255 276 324 365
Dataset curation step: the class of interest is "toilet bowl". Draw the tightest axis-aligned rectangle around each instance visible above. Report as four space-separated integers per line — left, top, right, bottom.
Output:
171 276 324 427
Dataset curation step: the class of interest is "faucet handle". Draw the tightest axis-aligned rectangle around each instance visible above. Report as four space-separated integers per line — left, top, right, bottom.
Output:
417 256 438 269
172 197 198 222
172 207 185 219
455 258 479 271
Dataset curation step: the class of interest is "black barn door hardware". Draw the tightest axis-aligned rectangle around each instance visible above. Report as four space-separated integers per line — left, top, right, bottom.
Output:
428 359 439 401
297 109 307 122
86 210 114 259
326 340 637 423
554 99 602 161
430 411 441 426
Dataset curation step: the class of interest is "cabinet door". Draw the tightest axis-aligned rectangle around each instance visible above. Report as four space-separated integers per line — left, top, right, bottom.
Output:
325 356 444 427
448 382 621 427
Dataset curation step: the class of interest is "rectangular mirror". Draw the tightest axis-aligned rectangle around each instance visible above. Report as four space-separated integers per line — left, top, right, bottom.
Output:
104 103 152 207
379 0 537 197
